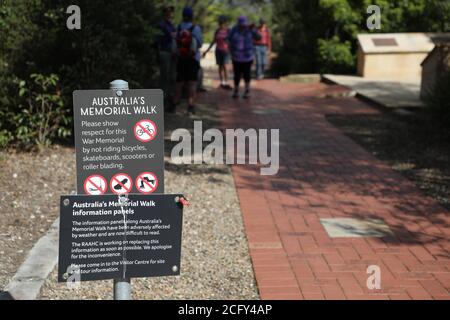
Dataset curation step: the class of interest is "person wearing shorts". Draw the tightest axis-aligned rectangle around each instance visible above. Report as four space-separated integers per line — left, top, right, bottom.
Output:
203 15 231 89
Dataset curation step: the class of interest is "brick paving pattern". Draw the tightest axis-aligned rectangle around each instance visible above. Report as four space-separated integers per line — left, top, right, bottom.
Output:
214 79 450 300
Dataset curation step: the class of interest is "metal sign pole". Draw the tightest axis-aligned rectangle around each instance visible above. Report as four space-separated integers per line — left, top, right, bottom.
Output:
110 79 132 300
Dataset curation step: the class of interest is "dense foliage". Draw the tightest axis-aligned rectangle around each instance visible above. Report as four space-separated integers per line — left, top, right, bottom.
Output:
272 0 450 75
0 0 162 148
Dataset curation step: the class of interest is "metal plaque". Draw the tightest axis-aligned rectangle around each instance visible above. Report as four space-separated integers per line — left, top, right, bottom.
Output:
58 194 183 282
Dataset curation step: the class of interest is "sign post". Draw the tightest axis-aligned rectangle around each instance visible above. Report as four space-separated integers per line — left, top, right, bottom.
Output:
110 80 131 300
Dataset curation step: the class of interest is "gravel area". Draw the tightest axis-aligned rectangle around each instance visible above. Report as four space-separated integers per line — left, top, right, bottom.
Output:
39 163 258 299
33 99 259 299
0 147 76 290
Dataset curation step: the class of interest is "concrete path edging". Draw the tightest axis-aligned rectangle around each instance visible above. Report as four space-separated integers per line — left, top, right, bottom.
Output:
4 218 59 300
322 74 424 108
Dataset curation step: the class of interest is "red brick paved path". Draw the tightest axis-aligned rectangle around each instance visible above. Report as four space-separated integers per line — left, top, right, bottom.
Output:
211 79 450 300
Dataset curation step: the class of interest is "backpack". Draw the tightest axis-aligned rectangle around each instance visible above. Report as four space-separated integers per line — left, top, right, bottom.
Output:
176 25 198 58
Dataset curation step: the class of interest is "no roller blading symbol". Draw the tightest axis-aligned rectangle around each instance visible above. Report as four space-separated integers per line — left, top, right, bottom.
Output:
135 172 158 194
134 119 157 143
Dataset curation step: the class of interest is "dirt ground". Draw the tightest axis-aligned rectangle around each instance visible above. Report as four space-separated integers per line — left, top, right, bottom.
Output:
0 146 76 290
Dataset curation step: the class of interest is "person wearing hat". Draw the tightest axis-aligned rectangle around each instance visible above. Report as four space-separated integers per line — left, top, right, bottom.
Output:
173 6 203 115
227 15 261 99
156 5 176 111
253 18 272 80
203 15 232 90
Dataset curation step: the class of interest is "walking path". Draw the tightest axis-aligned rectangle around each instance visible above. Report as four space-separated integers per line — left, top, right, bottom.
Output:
215 79 449 300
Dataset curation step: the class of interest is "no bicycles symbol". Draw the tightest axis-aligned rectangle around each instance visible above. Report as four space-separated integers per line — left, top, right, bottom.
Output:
84 175 107 195
135 172 158 194
134 119 157 143
110 173 132 195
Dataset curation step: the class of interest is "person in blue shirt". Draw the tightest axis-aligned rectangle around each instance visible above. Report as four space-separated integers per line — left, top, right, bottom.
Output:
156 5 176 110
173 7 203 115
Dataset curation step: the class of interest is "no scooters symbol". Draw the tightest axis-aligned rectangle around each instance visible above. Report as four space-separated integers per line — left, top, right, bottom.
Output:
110 173 133 195
84 175 107 195
135 172 158 194
134 119 157 143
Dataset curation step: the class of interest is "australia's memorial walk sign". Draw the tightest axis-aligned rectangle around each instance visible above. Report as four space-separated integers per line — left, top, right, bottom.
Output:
58 194 183 282
73 89 164 195
58 83 185 284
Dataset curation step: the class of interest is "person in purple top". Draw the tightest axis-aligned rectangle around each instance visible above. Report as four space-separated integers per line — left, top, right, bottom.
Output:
227 16 261 99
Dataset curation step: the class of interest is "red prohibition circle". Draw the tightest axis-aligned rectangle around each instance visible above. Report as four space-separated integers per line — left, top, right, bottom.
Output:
84 175 107 195
109 173 132 195
135 172 158 194
134 119 157 143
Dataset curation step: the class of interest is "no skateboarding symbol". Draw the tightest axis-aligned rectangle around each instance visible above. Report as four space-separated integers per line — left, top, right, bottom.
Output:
135 172 158 194
110 173 132 195
84 175 107 195
134 119 157 143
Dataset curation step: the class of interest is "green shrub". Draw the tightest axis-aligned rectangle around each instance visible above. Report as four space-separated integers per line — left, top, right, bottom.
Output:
13 73 70 150
0 130 13 149
317 37 354 74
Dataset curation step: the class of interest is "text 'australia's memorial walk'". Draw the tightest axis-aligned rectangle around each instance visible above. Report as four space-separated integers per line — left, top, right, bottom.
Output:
58 194 183 282
73 89 164 195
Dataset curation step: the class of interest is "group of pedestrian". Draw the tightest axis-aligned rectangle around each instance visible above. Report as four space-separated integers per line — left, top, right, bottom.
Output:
156 5 272 115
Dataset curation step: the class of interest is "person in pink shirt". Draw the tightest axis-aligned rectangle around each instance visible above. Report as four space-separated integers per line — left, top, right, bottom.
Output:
203 15 232 89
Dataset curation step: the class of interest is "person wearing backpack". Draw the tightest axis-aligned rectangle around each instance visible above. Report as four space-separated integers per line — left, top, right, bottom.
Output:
228 16 261 99
203 15 232 90
172 7 203 115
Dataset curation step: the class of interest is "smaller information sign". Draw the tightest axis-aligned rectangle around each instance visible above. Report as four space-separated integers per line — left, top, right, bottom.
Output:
58 194 183 282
